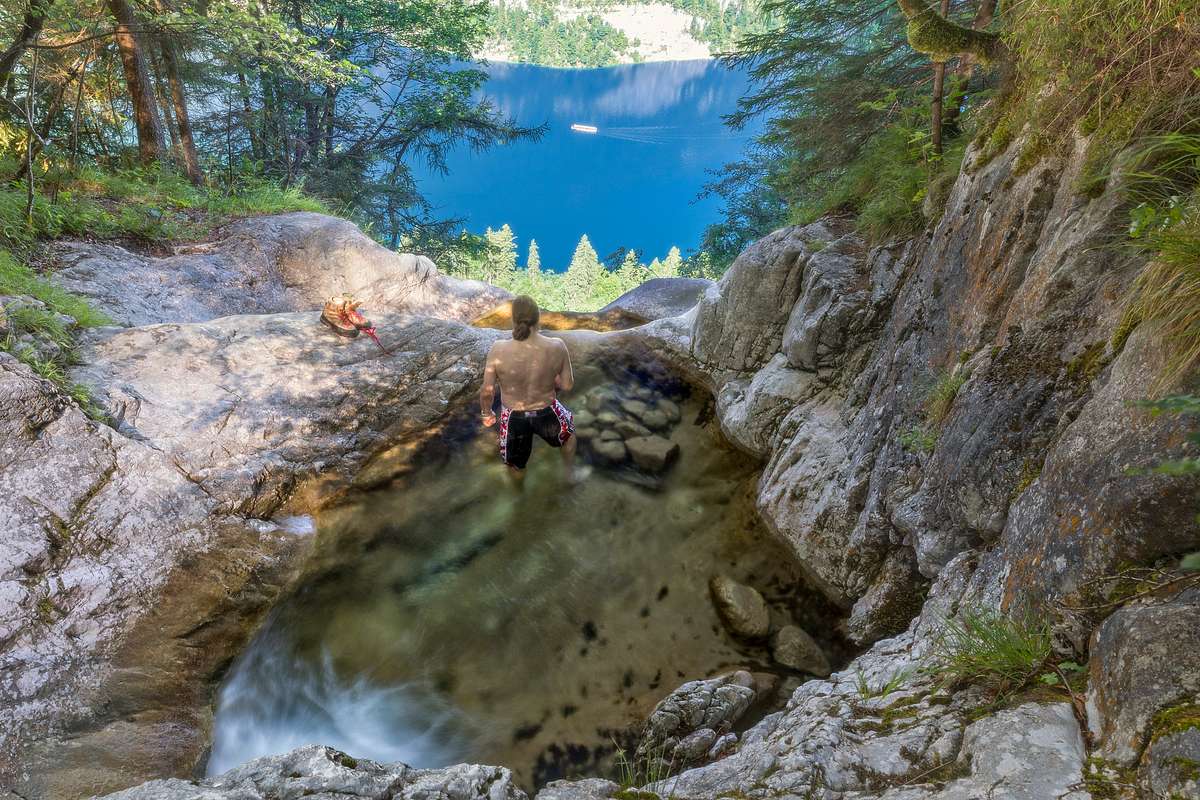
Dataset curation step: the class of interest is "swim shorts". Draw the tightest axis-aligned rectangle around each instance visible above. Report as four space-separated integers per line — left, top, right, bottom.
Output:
498 400 574 469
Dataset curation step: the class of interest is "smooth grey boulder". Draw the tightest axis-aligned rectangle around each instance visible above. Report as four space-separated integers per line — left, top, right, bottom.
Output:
634 671 758 772
534 778 618 800
781 233 875 371
1086 586 1200 765
709 575 770 639
626 435 680 473
769 625 830 676
601 277 712 321
95 745 528 800
716 353 822 458
51 212 508 326
73 312 500 515
690 221 837 376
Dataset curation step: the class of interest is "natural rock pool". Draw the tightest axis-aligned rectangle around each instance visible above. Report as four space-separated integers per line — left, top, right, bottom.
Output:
206 362 843 787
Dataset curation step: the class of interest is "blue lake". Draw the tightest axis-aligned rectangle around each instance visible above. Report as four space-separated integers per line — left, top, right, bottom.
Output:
413 59 759 270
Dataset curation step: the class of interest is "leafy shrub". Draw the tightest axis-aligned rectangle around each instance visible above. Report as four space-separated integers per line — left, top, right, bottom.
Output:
930 608 1052 697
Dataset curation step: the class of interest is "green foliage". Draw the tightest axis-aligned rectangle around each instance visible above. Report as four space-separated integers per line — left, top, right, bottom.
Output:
930 608 1052 698
490 0 635 67
923 367 968 426
0 250 107 329
1118 133 1200 386
986 0 1200 186
611 735 676 792
899 425 937 453
486 0 775 66
854 666 913 699
436 224 696 312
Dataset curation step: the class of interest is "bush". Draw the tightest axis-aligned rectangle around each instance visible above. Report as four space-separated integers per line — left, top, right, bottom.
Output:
930 608 1052 698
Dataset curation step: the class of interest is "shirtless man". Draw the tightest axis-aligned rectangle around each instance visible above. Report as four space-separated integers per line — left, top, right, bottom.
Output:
480 295 577 482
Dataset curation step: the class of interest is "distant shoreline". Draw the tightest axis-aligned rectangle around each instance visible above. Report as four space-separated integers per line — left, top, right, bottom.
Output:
476 54 717 68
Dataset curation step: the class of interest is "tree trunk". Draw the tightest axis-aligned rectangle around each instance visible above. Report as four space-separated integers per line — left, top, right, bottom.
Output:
943 0 998 134
160 41 202 183
0 0 50 88
106 0 166 165
895 0 1002 63
929 0 951 157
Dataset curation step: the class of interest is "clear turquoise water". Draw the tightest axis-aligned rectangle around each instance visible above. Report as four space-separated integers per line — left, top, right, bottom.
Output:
413 60 759 269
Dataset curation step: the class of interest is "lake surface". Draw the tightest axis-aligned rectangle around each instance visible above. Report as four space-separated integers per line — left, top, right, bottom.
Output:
413 60 758 270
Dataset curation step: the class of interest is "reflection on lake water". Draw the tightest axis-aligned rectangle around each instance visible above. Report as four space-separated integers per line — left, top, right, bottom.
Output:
413 60 760 269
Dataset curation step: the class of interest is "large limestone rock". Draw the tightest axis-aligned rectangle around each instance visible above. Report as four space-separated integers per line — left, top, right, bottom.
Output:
690 221 838 376
780 233 896 371
716 353 822 459
0 313 498 796
96 745 527 800
1086 586 1200 766
51 212 507 326
601 277 712 321
73 312 499 514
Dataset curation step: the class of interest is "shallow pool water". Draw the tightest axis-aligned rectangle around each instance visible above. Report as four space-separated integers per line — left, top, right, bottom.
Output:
207 369 832 786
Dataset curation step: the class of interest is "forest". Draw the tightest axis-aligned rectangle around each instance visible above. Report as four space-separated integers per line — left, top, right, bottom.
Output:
485 0 773 67
0 0 1197 378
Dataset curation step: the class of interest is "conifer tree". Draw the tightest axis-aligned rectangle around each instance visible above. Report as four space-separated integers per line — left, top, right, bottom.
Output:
616 250 645 294
563 233 602 310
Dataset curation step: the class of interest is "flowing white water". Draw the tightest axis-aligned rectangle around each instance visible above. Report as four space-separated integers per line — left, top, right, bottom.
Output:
206 630 470 776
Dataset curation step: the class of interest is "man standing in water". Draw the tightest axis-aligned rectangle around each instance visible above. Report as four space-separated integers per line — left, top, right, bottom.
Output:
480 295 577 483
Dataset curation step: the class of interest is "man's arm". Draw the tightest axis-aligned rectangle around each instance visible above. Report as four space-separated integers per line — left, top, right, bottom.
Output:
555 340 574 392
480 344 498 426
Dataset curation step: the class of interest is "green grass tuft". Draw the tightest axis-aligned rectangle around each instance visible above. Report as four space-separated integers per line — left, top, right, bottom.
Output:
929 608 1052 699
923 368 968 426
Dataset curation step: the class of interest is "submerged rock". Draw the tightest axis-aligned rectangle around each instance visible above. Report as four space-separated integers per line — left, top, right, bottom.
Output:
625 435 680 473
769 625 830 676
708 576 770 640
590 438 628 464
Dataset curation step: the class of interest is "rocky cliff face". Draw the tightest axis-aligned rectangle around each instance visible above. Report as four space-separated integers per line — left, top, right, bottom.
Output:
2 124 1198 800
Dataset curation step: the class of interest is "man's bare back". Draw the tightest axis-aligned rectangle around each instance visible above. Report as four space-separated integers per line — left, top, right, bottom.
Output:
480 296 578 480
486 334 572 411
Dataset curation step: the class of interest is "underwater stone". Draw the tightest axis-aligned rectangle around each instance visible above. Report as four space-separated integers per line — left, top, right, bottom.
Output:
769 625 830 676
626 435 680 473
590 438 627 464
708 576 770 640
615 419 652 439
